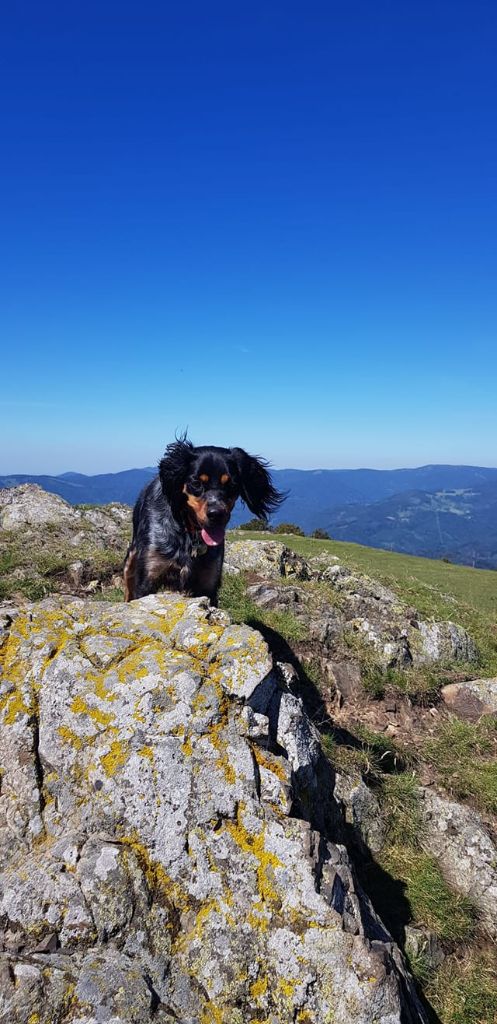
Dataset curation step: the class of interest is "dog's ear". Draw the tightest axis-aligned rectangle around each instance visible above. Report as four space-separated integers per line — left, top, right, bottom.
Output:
229 447 286 520
159 438 194 509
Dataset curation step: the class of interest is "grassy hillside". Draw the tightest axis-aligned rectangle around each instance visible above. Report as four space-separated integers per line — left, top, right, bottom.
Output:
227 531 497 1022
230 530 497 676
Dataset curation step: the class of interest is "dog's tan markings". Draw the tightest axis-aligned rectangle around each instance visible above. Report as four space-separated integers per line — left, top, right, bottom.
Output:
123 547 137 603
145 548 179 583
220 473 230 485
199 473 209 483
182 485 209 525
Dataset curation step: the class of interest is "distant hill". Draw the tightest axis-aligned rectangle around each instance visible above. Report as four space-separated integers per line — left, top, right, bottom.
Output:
0 468 156 506
1 463 497 568
324 481 497 569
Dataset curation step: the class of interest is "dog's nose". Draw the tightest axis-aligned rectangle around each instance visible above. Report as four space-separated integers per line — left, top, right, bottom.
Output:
206 501 227 523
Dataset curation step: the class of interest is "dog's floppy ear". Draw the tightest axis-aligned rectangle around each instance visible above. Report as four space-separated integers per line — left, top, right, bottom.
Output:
229 447 286 520
159 437 194 509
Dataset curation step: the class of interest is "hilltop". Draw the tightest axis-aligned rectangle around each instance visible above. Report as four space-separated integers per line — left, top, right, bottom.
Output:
1 485 497 1021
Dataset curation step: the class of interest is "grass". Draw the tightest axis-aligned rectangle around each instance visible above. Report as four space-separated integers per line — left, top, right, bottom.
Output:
366 774 477 945
322 724 408 777
381 845 476 943
363 664 449 703
423 717 497 815
427 950 497 1024
219 572 307 643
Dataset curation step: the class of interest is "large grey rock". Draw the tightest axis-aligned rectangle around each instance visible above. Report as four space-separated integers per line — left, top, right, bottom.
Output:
0 594 425 1023
0 484 78 528
224 539 286 577
419 788 497 937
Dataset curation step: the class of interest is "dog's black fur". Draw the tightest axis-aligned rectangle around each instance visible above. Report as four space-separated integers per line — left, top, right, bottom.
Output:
124 438 285 604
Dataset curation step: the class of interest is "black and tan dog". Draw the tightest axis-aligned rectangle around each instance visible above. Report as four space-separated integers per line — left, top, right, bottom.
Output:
124 437 285 604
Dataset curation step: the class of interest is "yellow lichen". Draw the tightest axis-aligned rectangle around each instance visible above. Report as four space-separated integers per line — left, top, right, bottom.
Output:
58 725 83 749
93 674 117 702
252 746 288 783
182 735 194 756
223 806 282 923
120 832 190 912
100 739 128 776
138 745 154 761
250 974 268 999
70 694 115 728
200 1004 224 1024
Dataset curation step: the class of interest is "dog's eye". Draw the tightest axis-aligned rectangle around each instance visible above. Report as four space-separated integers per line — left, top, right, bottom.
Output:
188 479 203 495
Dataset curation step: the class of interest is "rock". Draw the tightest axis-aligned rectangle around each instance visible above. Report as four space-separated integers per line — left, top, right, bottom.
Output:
0 593 426 1022
68 560 85 587
440 683 489 721
413 620 478 666
325 660 363 703
227 540 479 674
224 538 287 577
0 485 132 603
0 484 78 528
419 788 497 936
247 581 303 610
404 925 444 969
442 677 497 718
334 774 386 854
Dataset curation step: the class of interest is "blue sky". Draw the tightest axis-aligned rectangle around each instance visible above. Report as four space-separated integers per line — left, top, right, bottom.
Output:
1 1 496 473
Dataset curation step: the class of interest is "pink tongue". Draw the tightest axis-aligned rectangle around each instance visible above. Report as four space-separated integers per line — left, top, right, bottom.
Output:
201 525 226 547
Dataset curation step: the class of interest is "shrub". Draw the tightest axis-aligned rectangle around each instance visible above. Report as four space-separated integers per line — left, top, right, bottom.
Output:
273 523 305 536
238 518 268 532
311 528 331 540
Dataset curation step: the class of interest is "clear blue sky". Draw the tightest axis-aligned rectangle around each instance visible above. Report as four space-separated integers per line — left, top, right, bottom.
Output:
1 1 496 473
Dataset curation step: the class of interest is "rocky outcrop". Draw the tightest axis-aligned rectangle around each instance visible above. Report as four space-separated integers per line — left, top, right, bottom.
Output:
0 485 131 601
0 594 426 1023
226 539 479 674
0 484 131 537
419 788 497 938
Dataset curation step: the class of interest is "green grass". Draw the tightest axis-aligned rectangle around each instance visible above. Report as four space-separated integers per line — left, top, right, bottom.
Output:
373 774 476 944
424 717 497 815
229 531 497 676
322 724 408 777
427 950 497 1024
381 845 476 943
219 572 307 643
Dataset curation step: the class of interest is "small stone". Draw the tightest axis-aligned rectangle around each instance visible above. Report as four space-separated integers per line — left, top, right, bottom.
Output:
68 560 84 587
32 932 59 954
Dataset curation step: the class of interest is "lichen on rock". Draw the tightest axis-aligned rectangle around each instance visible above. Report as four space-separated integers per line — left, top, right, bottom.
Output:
0 592 426 1023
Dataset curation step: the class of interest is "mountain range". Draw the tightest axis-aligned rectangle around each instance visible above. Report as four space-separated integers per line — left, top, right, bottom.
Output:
1 464 496 569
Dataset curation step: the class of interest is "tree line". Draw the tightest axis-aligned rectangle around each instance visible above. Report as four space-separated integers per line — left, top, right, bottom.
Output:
237 518 330 540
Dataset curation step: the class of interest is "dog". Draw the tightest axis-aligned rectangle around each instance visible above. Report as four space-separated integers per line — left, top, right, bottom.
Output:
123 438 285 604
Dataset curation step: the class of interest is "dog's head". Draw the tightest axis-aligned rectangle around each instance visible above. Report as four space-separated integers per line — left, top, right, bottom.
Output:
159 438 285 546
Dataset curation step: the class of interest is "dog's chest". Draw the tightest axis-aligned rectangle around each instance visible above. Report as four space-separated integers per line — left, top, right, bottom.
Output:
188 544 224 594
